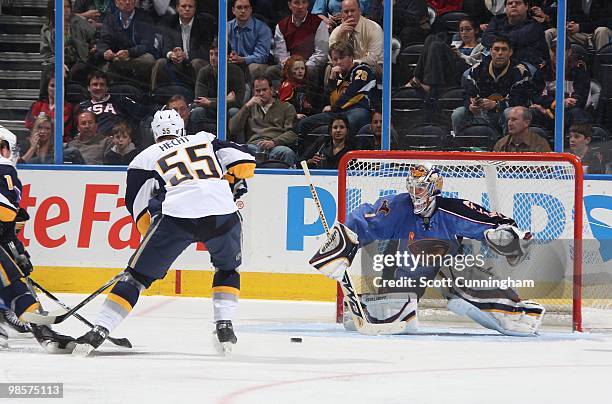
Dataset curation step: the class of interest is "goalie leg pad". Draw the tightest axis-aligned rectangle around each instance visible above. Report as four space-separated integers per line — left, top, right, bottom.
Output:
447 298 544 336
343 293 419 334
309 223 359 281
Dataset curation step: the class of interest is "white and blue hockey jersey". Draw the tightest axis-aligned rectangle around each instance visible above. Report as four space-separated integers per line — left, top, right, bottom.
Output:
125 131 255 235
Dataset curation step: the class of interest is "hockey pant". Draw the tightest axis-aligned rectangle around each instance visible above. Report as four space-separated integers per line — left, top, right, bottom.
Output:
0 241 40 321
96 213 243 333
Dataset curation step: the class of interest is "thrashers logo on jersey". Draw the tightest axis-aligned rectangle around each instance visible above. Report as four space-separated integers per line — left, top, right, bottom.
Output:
377 200 391 216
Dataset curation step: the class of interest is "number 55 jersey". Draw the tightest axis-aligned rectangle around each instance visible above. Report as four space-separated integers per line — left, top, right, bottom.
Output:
125 131 255 234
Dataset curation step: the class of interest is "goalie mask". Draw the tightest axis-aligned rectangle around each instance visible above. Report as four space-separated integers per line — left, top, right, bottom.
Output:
0 126 20 165
406 164 443 215
151 109 185 141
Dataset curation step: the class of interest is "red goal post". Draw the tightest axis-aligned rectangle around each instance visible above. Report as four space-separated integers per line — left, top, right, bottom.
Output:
337 151 586 331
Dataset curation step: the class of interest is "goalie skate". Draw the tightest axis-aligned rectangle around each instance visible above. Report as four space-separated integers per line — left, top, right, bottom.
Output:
72 325 109 357
213 320 237 356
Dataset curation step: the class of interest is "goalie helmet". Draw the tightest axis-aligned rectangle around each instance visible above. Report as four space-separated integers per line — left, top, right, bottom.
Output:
151 109 184 141
406 164 443 215
0 126 20 165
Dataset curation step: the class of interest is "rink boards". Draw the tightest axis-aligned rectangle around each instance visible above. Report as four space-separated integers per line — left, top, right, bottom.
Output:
16 167 612 301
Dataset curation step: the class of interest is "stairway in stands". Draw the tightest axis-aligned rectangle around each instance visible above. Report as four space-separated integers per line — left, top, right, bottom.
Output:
0 0 46 143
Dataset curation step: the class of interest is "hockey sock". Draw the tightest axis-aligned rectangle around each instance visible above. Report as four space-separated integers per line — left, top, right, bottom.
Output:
212 270 240 322
0 280 39 320
96 278 143 333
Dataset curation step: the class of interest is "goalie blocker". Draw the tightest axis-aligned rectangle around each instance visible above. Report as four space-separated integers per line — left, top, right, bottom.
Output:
309 223 359 281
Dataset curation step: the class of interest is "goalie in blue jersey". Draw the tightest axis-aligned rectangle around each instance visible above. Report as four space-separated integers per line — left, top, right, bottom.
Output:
310 164 545 336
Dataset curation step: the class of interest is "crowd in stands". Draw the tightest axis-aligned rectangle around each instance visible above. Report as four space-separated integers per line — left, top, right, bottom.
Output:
13 0 611 173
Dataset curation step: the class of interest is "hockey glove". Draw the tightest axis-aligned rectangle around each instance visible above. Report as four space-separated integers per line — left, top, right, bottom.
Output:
15 208 30 235
309 223 359 281
484 224 532 267
231 179 248 201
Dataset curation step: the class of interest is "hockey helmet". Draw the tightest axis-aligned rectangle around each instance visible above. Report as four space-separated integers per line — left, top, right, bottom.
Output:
406 164 443 214
0 126 20 165
151 109 185 141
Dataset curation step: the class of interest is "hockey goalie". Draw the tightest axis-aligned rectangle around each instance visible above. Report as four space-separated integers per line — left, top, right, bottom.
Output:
309 164 545 336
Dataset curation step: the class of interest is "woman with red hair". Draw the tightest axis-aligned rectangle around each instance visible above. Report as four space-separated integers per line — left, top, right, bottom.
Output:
278 55 314 120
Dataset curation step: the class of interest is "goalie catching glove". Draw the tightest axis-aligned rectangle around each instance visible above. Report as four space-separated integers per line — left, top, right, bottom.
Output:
309 223 359 281
484 224 532 267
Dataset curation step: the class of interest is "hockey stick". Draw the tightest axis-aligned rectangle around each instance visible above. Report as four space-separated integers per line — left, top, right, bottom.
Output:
21 271 126 325
27 278 132 348
300 161 409 335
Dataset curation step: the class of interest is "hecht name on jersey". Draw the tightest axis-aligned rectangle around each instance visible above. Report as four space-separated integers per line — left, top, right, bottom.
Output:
157 136 191 151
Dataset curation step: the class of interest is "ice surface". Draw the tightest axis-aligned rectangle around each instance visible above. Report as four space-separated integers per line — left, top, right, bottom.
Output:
2 294 612 404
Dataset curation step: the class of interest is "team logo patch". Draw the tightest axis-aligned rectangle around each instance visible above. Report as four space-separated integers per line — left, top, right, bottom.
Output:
377 200 391 216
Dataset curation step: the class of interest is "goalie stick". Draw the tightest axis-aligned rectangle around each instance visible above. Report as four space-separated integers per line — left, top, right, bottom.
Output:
27 278 132 348
21 271 126 325
300 161 409 335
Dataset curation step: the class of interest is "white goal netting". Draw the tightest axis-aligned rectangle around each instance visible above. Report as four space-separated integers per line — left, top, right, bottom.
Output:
338 151 612 331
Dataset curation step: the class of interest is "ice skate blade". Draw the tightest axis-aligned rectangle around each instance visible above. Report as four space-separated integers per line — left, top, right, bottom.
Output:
217 341 233 356
72 343 95 357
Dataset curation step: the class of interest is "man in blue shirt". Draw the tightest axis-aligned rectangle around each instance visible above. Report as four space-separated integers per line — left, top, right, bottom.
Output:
228 0 273 80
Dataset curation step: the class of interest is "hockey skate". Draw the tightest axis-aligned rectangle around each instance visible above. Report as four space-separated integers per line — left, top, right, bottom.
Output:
0 324 8 348
72 325 109 357
213 320 237 356
31 324 76 354
0 308 31 336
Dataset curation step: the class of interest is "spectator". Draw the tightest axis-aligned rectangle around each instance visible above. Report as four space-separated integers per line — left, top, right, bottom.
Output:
21 115 86 164
139 0 177 22
493 106 551 152
194 40 246 132
79 71 146 138
25 77 75 141
278 55 315 120
312 0 371 31
567 123 608 174
73 0 117 28
427 0 463 15
482 0 548 67
392 0 431 46
267 0 329 92
228 0 273 80
228 76 298 167
300 115 351 168
530 40 591 130
166 95 207 136
69 111 113 164
95 0 156 87
151 0 214 90
298 41 375 139
405 17 484 95
40 0 97 93
21 115 54 164
329 0 383 72
104 121 140 165
529 0 556 30
545 0 612 51
356 107 399 149
451 36 531 136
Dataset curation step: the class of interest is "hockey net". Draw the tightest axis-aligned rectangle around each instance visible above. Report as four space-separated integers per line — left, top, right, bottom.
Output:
337 151 612 332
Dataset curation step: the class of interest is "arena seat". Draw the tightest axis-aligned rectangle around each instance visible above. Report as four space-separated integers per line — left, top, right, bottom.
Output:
453 124 499 150
399 123 449 150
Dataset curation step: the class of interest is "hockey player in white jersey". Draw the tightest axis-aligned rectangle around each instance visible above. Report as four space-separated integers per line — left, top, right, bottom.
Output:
72 110 256 356
310 164 545 336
